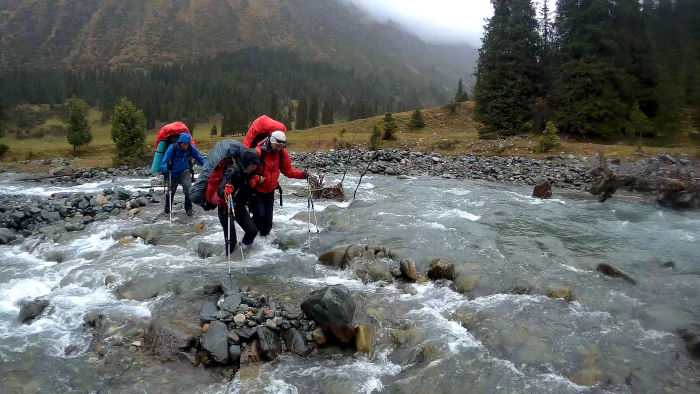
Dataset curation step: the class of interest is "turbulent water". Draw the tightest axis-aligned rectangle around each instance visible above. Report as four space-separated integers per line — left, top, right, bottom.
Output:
1 173 699 394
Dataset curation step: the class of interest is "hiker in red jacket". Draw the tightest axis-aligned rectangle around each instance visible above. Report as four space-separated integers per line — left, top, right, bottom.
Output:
252 130 309 237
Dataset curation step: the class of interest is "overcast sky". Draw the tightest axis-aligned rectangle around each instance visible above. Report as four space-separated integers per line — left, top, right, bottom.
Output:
344 0 527 46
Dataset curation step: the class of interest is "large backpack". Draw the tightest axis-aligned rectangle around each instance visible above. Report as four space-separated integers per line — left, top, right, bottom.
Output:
190 139 245 210
243 116 287 149
155 122 197 178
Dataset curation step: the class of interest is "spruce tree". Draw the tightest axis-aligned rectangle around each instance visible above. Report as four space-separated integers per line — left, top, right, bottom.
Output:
210 124 217 138
409 107 426 129
369 124 383 151
382 112 398 140
221 111 229 137
308 94 320 128
269 92 279 120
455 79 469 102
185 115 197 135
66 98 93 156
295 95 308 130
474 0 542 138
110 97 146 166
321 99 334 125
285 103 295 131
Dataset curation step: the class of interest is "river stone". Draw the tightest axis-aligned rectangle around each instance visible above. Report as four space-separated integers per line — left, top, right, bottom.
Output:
199 301 221 324
399 260 418 282
597 263 637 285
64 222 85 232
228 331 240 345
390 328 427 346
427 258 455 280
257 327 283 361
312 328 327 345
234 314 246 326
229 345 242 364
143 321 195 362
202 321 229 364
40 209 61 223
300 285 356 343
282 328 312 356
0 228 17 244
203 282 223 295
221 294 242 314
452 275 479 294
547 286 574 302
355 325 372 355
352 259 393 283
571 369 603 387
242 339 262 364
95 194 108 206
193 220 207 234
342 245 364 266
319 250 345 269
44 250 66 264
234 326 257 340
18 299 49 324
678 323 700 358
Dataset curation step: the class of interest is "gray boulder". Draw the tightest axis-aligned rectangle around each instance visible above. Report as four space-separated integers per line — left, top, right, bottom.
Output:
0 228 17 244
282 328 312 356
18 299 50 324
256 326 283 361
201 321 229 364
300 285 356 343
142 321 196 362
427 258 455 280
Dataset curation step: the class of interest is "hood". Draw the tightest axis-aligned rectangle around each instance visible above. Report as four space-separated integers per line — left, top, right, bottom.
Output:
177 133 192 147
241 149 260 167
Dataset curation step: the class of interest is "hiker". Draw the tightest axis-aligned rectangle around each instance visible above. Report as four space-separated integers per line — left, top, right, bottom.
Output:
250 130 309 237
160 133 206 216
217 149 260 253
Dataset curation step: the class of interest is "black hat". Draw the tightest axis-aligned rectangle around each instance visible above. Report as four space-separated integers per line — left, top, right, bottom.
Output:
241 149 260 167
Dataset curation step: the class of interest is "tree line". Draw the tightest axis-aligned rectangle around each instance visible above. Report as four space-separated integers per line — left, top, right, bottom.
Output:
474 0 700 141
0 47 439 133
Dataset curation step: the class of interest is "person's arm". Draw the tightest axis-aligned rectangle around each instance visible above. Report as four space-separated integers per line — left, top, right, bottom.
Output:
160 146 174 173
249 175 260 188
280 151 306 179
191 146 206 166
218 166 241 198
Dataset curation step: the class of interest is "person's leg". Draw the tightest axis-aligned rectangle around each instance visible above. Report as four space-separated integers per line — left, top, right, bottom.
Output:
163 174 171 214
180 172 193 215
258 192 275 236
217 205 237 255
250 192 266 233
235 204 258 246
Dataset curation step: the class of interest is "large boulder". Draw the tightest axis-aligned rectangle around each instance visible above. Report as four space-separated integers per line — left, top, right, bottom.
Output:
319 250 345 269
0 228 17 245
427 258 455 280
281 328 312 356
341 245 365 267
199 301 222 324
596 264 636 285
399 260 418 282
678 323 700 358
656 191 699 210
352 259 393 283
18 299 49 324
532 180 552 199
256 326 283 361
201 321 229 364
142 321 196 362
220 293 242 315
300 285 356 343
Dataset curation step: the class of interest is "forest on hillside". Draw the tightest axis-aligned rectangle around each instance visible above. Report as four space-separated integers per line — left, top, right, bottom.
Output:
474 0 700 143
0 47 449 134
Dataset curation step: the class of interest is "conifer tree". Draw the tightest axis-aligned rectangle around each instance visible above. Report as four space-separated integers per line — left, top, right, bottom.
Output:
382 112 398 140
296 95 308 130
321 99 334 125
284 103 295 131
308 94 320 128
269 92 279 120
455 78 469 102
111 97 146 166
369 124 383 151
221 111 229 136
66 98 93 155
409 107 426 129
210 124 217 138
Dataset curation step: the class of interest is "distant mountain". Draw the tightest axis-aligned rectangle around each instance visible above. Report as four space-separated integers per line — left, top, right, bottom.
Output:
0 0 476 91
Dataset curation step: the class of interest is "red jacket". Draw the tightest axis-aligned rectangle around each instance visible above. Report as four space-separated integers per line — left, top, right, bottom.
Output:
244 116 287 149
254 144 304 193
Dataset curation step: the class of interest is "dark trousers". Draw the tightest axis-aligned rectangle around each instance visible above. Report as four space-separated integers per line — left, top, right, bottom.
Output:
250 191 275 236
217 204 258 254
165 171 192 210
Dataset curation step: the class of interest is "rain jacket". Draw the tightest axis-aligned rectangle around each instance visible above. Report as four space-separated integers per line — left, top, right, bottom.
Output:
254 139 305 194
160 133 205 179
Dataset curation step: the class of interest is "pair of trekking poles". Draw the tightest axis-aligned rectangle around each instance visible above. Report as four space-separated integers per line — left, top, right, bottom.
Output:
307 177 320 250
225 193 248 276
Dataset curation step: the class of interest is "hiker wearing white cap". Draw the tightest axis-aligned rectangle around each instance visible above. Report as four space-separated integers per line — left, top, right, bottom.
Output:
250 129 309 238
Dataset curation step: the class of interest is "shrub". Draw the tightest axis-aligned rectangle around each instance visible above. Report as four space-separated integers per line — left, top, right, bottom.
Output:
535 121 562 153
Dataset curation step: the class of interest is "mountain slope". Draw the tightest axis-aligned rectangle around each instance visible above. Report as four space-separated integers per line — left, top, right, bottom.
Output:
0 0 476 89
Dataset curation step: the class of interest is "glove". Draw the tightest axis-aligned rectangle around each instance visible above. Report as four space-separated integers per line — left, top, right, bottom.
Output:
167 163 173 172
225 184 234 196
249 175 260 189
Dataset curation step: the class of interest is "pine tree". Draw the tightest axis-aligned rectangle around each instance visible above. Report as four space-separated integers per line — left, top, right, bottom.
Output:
295 95 308 130
382 112 398 140
535 121 561 153
185 115 197 135
269 92 279 120
474 0 542 139
321 99 334 125
308 94 320 128
409 107 426 129
285 103 295 131
221 111 229 137
455 79 469 102
369 124 383 151
65 98 93 156
111 97 146 166
210 124 218 138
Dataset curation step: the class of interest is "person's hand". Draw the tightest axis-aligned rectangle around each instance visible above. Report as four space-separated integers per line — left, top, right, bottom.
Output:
302 169 311 179
259 176 265 184
249 179 257 188
167 163 173 172
225 184 234 195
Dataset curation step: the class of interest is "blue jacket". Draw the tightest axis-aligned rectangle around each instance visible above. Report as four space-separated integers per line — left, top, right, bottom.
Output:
160 134 206 179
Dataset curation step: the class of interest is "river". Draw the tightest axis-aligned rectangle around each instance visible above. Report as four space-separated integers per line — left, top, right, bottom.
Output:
1 173 698 393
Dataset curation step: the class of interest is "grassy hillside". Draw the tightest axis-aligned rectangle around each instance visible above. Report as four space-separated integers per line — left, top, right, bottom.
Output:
1 102 697 171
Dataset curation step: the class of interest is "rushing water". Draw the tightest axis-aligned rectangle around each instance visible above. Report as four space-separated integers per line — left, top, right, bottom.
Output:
1 173 699 394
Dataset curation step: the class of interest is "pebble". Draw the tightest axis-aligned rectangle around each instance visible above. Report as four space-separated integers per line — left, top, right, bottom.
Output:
266 319 277 330
234 314 246 326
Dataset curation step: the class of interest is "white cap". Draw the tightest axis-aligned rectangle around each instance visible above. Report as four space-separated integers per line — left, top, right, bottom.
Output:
270 131 287 144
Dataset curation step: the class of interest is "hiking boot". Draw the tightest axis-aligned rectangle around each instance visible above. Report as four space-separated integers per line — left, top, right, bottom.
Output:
164 202 170 214
185 206 193 216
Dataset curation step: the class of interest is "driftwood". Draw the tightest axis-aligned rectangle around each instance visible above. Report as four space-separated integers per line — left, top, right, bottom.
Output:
306 174 345 201
588 150 618 202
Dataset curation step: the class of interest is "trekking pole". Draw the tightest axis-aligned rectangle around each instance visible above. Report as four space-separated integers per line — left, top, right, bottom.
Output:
225 194 232 276
226 194 248 275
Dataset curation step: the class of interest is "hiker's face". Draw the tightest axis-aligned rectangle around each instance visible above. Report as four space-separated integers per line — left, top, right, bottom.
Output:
244 164 258 174
271 142 285 153
178 142 190 150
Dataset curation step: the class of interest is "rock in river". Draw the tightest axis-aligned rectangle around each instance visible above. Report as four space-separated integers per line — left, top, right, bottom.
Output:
532 180 553 199
427 258 455 280
18 299 49 324
597 263 637 285
201 321 229 364
300 285 356 343
547 286 574 302
399 259 418 282
282 328 312 356
143 321 195 362
319 250 345 269
355 325 372 355
256 326 283 361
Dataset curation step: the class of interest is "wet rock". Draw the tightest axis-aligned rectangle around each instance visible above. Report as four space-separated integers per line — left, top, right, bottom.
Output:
202 323 211 333
571 368 603 386
104 275 118 286
201 321 229 364
352 259 393 283
64 222 85 232
427 258 455 280
221 277 239 295
198 242 223 259
508 285 530 295
95 194 109 206
355 325 372 355
452 275 479 294
200 301 221 324
401 284 418 295
18 299 49 324
44 250 66 264
399 260 418 282
390 328 426 346
142 321 196 362
312 328 327 345
301 285 356 343
234 326 257 340
279 321 291 331
532 180 553 199
342 245 365 266
228 345 242 364
203 282 223 295
82 311 105 329
678 323 700 358
319 250 345 269
64 344 80 356
597 263 637 285
266 319 277 330
0 228 17 244
656 190 699 210
228 331 240 345
660 260 675 269
247 320 258 327
193 220 207 233
221 294 242 315
234 314 246 326
241 339 262 364
282 328 312 356
547 286 574 302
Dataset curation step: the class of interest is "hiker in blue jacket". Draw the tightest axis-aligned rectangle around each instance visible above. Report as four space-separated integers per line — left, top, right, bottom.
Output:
160 133 206 216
